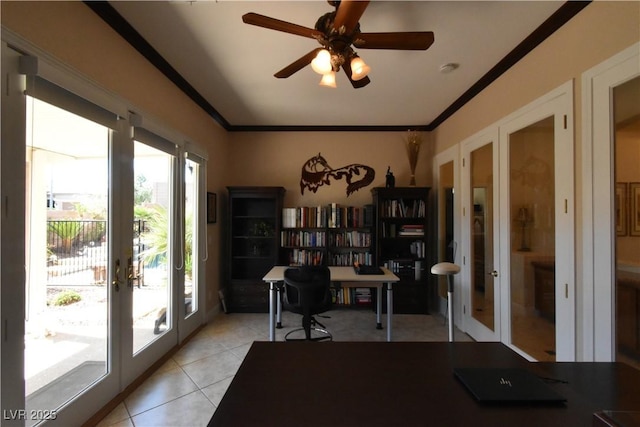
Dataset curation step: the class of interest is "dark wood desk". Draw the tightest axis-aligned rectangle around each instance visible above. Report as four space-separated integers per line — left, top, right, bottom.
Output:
208 342 640 427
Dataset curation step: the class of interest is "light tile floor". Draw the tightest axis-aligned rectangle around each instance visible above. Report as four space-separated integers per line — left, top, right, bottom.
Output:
95 309 471 427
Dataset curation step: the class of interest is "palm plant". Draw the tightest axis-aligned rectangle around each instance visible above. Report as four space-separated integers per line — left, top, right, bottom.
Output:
48 220 84 254
139 205 194 277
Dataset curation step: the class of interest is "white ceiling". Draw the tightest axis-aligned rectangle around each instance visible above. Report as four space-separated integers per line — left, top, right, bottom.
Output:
105 1 573 130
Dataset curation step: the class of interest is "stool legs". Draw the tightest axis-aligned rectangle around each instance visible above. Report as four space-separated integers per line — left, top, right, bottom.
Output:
447 275 454 342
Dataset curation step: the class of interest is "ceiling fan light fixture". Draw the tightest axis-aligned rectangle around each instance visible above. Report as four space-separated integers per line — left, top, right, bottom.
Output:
311 49 332 75
319 71 337 88
350 56 370 81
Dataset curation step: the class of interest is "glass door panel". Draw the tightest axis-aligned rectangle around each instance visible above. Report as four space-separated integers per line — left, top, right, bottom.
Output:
508 116 556 361
184 158 199 319
132 141 174 354
614 76 640 371
436 161 455 300
470 143 495 331
24 97 109 424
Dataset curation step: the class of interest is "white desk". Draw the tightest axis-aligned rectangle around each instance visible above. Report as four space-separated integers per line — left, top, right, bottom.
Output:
262 266 400 342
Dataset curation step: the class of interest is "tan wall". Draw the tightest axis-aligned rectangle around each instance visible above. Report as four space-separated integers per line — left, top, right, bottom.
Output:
227 130 434 208
432 1 640 153
2 1 230 312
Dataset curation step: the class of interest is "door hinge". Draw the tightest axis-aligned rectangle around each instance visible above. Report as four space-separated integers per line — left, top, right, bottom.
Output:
463 256 466 265
565 283 569 299
565 199 568 214
563 115 567 129
463 206 466 216
462 158 466 167
463 305 466 315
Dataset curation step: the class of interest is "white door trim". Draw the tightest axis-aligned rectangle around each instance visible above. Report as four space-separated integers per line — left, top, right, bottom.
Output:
582 42 640 362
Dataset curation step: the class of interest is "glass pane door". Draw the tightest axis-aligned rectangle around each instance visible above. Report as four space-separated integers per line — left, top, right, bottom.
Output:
24 97 110 424
508 116 556 361
614 76 640 371
470 143 496 332
184 158 199 319
132 141 174 353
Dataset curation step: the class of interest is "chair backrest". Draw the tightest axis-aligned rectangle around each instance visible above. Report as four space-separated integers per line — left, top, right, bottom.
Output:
283 265 332 315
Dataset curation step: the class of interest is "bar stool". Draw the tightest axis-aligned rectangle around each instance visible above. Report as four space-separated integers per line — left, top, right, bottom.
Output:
430 262 460 342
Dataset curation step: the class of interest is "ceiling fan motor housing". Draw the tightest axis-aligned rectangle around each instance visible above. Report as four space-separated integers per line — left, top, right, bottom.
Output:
314 11 361 70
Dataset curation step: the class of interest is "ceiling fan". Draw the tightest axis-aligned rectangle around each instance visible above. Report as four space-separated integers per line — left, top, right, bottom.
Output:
242 1 434 88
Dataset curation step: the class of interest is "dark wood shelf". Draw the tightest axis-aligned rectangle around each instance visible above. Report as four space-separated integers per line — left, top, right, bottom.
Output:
227 186 284 312
372 186 431 314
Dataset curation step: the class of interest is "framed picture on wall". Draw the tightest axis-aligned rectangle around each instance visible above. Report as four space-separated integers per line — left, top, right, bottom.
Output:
207 192 217 224
615 183 627 236
630 183 640 236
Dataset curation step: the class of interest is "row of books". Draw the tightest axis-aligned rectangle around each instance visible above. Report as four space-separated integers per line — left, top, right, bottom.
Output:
409 240 427 258
328 230 371 248
381 223 427 238
381 199 426 218
281 230 326 248
282 204 374 229
288 249 324 266
281 230 371 248
332 287 372 306
398 224 424 236
331 251 373 266
282 206 326 228
384 259 425 280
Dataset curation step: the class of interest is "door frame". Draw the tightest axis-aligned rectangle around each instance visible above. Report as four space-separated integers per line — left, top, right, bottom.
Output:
1 41 29 426
582 42 640 362
179 151 207 343
497 81 575 361
460 81 575 360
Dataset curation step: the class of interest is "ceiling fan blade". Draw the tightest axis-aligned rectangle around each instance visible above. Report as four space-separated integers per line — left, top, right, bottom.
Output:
333 0 370 33
354 32 435 50
242 12 322 39
275 48 323 78
342 60 370 89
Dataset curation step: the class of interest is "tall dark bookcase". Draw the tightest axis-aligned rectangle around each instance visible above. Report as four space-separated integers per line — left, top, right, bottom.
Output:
371 187 431 314
226 186 284 312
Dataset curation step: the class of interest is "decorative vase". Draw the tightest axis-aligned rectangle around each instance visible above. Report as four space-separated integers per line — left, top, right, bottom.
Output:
406 130 422 186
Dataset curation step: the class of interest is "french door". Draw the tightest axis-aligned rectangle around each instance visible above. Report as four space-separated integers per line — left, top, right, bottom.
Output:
461 82 575 361
1 44 205 426
120 133 179 384
461 130 501 342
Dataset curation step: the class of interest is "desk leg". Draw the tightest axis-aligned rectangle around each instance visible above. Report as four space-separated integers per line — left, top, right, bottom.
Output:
376 285 382 330
268 281 276 342
386 282 393 342
276 285 282 329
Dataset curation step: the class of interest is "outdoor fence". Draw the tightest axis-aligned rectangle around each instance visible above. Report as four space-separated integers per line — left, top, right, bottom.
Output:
47 219 148 285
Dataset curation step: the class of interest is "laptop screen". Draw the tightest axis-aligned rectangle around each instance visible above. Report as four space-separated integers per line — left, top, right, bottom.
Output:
454 368 566 404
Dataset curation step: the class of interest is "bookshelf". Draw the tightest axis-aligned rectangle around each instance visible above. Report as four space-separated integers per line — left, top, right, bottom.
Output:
280 203 375 307
371 187 431 314
226 186 284 312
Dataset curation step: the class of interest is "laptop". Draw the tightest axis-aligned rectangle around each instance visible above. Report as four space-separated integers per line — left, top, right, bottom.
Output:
353 264 384 275
453 368 566 404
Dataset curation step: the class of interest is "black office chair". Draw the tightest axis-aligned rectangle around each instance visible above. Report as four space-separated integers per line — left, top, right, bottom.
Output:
282 265 333 341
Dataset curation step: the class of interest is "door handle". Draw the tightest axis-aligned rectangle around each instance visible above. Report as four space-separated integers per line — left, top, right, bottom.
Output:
127 257 134 288
112 259 122 292
488 270 498 277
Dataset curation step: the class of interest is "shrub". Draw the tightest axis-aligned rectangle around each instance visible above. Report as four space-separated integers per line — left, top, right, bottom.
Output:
53 290 82 306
